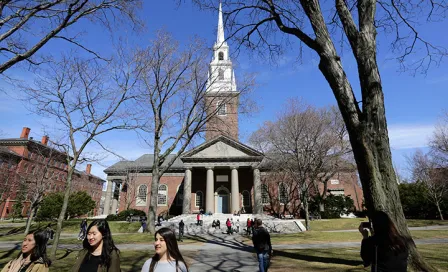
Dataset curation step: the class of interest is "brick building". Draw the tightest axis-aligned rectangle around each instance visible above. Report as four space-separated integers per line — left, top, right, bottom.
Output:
103 4 363 218
0 127 105 219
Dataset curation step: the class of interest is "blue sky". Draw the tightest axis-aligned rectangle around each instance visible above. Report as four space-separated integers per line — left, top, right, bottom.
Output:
1 1 446 182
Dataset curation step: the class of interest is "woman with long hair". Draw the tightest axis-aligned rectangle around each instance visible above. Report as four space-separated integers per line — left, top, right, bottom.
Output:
72 219 120 272
1 230 51 272
359 210 409 272
141 227 188 272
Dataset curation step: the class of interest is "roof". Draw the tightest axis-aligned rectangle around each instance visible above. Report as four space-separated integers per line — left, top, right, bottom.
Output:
0 146 21 158
0 138 72 160
104 154 185 174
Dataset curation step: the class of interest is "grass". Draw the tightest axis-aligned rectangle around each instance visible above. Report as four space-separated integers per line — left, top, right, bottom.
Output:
1 245 446 272
267 230 448 245
269 244 448 272
308 218 448 231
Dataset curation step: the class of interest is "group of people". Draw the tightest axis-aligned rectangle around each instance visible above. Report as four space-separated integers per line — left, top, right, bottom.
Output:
1 220 188 272
224 218 240 234
1 210 410 272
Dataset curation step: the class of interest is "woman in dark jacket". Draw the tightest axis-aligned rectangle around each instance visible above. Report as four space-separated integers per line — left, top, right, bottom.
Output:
72 219 120 272
360 211 409 272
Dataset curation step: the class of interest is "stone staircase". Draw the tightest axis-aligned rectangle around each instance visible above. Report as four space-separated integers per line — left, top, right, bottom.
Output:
158 213 305 235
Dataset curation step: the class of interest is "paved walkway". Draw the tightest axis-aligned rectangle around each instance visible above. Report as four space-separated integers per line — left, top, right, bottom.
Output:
324 225 448 232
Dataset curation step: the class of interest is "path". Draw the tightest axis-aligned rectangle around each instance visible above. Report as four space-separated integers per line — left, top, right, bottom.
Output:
324 225 448 232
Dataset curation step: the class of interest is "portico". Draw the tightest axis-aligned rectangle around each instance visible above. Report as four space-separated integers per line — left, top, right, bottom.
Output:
180 135 264 214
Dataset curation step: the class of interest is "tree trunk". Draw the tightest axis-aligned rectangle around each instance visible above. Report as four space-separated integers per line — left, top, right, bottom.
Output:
24 205 37 235
303 194 310 230
147 169 160 234
50 169 74 259
436 202 444 220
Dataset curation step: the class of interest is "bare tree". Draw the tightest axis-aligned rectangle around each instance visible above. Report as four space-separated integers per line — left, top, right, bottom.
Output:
121 162 141 210
20 53 141 259
0 0 142 75
21 145 62 235
191 1 448 269
431 111 448 167
135 31 254 233
250 99 350 230
409 150 448 220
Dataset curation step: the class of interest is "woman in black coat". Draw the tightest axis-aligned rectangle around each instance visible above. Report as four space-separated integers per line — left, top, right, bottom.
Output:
359 211 409 272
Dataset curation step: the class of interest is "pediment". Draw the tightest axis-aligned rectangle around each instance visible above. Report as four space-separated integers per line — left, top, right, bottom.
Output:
181 135 263 160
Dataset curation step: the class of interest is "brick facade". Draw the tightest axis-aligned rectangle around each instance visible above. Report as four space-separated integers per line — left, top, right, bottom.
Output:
0 127 105 219
205 94 239 141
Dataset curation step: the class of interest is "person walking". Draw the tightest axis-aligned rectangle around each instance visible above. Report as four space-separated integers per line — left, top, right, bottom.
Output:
226 218 232 235
196 213 200 226
45 224 54 241
72 219 121 272
178 220 185 242
1 230 51 272
252 219 272 272
250 219 255 234
78 219 88 240
141 227 188 272
246 218 251 235
359 211 409 272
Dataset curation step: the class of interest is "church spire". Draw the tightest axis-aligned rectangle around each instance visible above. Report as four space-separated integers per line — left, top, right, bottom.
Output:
216 2 225 46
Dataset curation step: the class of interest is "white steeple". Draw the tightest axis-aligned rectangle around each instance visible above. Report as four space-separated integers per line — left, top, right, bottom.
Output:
207 2 237 94
216 2 226 47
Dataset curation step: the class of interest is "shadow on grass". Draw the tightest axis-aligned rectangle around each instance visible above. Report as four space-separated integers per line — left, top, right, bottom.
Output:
0 243 20 260
273 249 363 267
57 249 74 260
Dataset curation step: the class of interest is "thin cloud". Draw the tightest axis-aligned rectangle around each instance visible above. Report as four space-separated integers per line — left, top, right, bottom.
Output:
388 124 434 150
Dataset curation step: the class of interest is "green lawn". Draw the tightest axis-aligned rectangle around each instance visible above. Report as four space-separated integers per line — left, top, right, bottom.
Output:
269 244 448 272
308 218 448 231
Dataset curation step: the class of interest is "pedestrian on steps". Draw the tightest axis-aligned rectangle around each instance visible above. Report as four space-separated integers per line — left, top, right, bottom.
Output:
178 220 185 242
226 218 232 235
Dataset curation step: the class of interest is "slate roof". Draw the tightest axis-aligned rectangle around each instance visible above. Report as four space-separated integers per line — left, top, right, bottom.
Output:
104 154 185 174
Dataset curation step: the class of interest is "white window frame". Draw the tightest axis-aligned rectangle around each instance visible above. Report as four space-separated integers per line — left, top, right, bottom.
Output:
195 191 203 208
330 179 340 185
242 190 251 207
261 184 269 205
278 183 288 205
158 184 168 206
136 185 147 206
216 101 227 116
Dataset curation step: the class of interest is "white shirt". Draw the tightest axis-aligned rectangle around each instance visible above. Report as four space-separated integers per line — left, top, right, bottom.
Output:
141 258 187 272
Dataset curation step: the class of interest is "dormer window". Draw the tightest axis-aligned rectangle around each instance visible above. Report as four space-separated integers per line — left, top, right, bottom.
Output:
218 51 224 60
218 69 224 80
217 101 226 116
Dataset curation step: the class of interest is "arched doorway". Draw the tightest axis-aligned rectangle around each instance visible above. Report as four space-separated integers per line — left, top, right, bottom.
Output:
215 186 230 213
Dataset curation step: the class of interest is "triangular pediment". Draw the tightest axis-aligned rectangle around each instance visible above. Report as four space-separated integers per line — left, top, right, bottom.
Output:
181 135 263 160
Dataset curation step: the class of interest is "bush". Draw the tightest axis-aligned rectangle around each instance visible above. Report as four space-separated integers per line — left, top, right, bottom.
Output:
106 209 146 221
399 182 448 219
309 194 355 219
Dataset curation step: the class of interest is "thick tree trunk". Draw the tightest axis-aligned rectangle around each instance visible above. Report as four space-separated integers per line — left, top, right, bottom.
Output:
50 169 74 259
147 169 160 234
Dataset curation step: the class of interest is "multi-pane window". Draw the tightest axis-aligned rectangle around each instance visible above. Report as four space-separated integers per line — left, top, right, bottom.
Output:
195 191 203 207
138 185 147 202
279 183 288 204
242 190 251 207
217 101 226 116
158 184 168 205
261 184 269 204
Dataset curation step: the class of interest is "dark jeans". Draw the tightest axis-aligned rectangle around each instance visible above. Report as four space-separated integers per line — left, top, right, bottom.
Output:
257 250 270 272
178 230 184 241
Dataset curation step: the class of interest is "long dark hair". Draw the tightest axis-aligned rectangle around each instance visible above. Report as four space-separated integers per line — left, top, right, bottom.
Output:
82 219 119 268
19 230 51 267
371 211 408 253
149 227 188 272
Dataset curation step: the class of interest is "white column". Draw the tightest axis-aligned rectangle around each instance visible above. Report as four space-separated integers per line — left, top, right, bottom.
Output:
110 181 119 215
231 167 239 214
182 168 192 214
206 167 215 213
253 168 262 214
103 180 113 215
